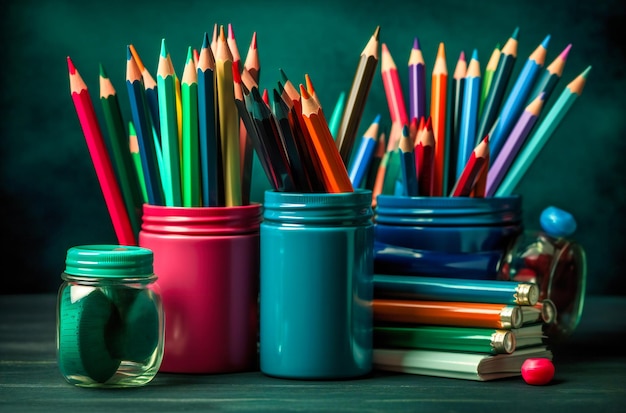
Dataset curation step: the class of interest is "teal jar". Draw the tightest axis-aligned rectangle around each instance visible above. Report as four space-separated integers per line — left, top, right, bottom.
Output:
57 245 164 387
260 190 374 379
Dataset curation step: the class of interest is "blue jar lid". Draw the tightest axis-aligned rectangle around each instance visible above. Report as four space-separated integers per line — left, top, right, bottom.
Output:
64 245 154 278
375 195 522 226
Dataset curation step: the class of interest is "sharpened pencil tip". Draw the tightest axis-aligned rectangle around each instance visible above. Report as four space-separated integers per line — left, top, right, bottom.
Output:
560 43 573 59
279 68 289 83
126 45 133 61
459 50 466 61
66 56 76 74
512 27 520 40
160 38 168 57
99 63 107 78
373 26 380 40
541 34 551 49
374 114 381 124
251 32 257 49
471 49 479 61
202 32 210 49
413 37 420 50
581 65 592 78
299 84 310 99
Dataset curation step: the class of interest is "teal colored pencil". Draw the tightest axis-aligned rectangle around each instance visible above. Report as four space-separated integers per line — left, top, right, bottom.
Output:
489 34 550 163
157 38 182 207
329 91 346 139
181 47 201 207
126 47 164 206
99 64 142 237
495 66 591 196
398 125 418 196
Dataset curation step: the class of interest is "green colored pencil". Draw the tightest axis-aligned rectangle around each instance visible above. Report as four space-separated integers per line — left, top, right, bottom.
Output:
479 43 500 118
157 38 182 207
128 121 149 204
328 90 346 139
181 46 201 207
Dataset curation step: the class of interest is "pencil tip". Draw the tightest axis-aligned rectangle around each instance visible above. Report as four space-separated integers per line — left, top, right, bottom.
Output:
459 50 466 60
581 65 592 78
374 114 381 124
413 37 420 49
437 42 446 56
228 23 234 39
512 27 520 40
541 34 551 49
560 43 573 59
99 63 107 78
126 45 133 60
471 49 479 60
66 56 76 74
279 68 288 83
299 83 310 99
202 32 210 48
251 31 257 49
160 38 168 57
373 25 380 39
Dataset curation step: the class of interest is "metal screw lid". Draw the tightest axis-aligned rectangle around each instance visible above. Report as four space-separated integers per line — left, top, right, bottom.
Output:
500 305 523 329
492 330 516 354
515 283 539 306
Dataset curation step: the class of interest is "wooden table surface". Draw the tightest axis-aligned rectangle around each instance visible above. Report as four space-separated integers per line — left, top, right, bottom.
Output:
1 293 625 412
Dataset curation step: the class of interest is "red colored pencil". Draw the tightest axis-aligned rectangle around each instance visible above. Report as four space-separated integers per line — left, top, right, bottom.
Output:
67 56 136 246
415 117 435 196
381 43 409 148
450 135 489 197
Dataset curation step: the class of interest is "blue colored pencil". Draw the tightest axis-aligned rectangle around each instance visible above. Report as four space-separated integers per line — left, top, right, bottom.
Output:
349 114 381 188
489 35 550 163
456 49 481 180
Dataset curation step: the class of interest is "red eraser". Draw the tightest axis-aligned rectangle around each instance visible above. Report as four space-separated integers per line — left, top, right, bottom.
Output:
521 358 555 385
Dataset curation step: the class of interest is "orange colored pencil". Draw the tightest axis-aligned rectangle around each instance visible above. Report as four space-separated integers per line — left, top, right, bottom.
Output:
67 56 136 246
373 299 523 329
430 42 448 196
300 84 354 193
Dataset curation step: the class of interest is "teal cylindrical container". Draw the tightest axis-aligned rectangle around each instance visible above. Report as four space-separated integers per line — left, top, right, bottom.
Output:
260 190 374 379
57 245 164 388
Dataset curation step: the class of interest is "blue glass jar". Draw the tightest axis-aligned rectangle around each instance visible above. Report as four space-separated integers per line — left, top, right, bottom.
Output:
373 195 523 279
260 190 374 379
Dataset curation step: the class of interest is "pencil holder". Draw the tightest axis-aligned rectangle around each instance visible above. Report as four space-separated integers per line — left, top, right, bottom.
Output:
501 206 587 344
139 203 262 373
57 245 164 388
373 195 524 279
260 189 374 379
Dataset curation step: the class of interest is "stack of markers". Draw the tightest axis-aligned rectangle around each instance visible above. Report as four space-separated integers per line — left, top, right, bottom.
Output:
371 275 558 381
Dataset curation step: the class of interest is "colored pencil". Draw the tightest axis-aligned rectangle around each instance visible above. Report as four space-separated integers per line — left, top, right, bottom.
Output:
243 31 260 83
489 34 550 162
272 88 308 191
181 46 201 207
486 92 546 197
450 135 489 197
300 84 353 193
227 23 242 72
479 43 501 118
373 299 523 330
348 114 381 189
476 28 519 147
197 32 222 206
382 144 402 196
381 43 409 149
128 44 160 140
374 324 516 354
156 39 183 207
67 56 136 246
371 145 389 206
366 129 386 191
495 66 591 196
526 43 571 105
328 91 346 139
125 48 164 206
408 37 427 124
128 121 149 204
278 71 325 192
415 116 435 196
430 42 448 196
399 125 418 196
373 274 539 306
99 64 143 238
211 23 219 55
446 50 466 193
215 26 242 206
456 50 482 182
335 26 380 165
235 83 281 191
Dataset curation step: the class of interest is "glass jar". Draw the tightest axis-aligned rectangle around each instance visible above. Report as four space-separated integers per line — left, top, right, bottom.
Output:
502 206 586 344
57 245 164 387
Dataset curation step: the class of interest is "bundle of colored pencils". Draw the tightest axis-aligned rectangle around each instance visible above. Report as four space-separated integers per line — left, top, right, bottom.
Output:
68 24 382 246
344 28 590 204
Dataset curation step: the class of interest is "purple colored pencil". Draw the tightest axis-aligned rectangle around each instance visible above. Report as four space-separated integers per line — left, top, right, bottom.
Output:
486 92 545 196
408 37 426 123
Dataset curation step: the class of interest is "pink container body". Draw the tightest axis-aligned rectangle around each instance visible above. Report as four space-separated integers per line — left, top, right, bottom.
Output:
139 203 262 373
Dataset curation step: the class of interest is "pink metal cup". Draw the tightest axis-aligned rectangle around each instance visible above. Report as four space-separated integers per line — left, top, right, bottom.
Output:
139 203 262 373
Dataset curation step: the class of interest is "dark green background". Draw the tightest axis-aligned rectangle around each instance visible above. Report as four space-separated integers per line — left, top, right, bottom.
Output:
1 0 624 295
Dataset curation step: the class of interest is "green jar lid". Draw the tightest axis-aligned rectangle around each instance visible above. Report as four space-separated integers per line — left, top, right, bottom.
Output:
64 245 153 278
